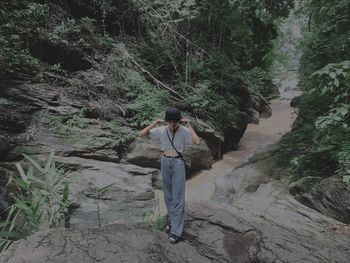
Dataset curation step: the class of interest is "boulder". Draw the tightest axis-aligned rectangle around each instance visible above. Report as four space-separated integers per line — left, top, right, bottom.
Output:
192 120 223 159
124 139 163 169
125 138 214 174
247 108 260 124
183 141 213 173
299 176 350 223
250 94 272 118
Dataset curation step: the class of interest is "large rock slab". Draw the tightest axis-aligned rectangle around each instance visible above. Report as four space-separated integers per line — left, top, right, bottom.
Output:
1 199 349 263
0 223 213 263
0 202 261 263
55 156 159 229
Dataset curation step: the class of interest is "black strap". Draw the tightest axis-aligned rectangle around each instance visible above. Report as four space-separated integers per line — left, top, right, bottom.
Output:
165 128 185 163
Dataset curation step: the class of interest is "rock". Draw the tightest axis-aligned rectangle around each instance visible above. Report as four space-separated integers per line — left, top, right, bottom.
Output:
0 84 58 160
288 176 323 195
54 156 159 229
213 155 350 262
2 199 349 263
64 149 120 163
47 105 80 117
125 139 163 169
222 120 247 152
0 134 16 160
290 95 302 108
183 140 213 173
299 176 350 223
192 119 223 159
0 224 213 263
251 95 272 118
125 138 214 174
247 108 260 124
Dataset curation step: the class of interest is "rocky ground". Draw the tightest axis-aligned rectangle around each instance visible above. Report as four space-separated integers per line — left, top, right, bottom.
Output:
1 152 349 263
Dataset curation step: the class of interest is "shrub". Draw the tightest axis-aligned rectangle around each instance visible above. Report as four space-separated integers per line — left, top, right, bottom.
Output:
0 153 71 250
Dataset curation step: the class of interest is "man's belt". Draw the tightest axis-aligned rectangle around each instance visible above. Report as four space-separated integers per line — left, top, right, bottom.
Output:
163 154 181 158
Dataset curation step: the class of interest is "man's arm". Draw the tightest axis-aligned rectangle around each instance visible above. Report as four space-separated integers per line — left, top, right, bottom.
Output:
182 117 200 145
188 125 200 145
139 119 164 137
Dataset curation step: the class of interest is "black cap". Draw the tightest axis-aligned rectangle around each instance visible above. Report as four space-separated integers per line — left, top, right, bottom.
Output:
165 107 181 121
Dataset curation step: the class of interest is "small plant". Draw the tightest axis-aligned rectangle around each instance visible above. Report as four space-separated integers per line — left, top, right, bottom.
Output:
153 215 167 230
102 121 136 144
42 111 89 135
66 111 88 129
42 113 71 135
0 98 10 106
139 198 167 230
0 153 71 251
85 183 115 227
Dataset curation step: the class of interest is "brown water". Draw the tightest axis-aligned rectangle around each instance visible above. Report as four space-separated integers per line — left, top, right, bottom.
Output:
185 98 298 202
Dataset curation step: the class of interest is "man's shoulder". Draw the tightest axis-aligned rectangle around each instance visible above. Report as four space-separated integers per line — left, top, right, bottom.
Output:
179 125 190 134
150 125 166 134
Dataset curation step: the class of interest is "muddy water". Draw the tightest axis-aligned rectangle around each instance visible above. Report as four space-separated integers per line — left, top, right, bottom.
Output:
185 98 298 202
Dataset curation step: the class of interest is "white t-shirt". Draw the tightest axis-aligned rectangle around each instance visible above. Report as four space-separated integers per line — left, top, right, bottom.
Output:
150 125 192 152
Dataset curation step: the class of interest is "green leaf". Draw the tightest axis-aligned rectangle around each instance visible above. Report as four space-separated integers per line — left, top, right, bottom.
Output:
97 183 116 198
44 152 54 173
0 231 21 238
13 177 29 191
329 72 336 79
334 78 339 87
343 176 350 184
15 163 28 183
23 154 44 173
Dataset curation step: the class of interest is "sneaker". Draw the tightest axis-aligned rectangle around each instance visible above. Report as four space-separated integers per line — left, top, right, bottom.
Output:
168 234 180 244
165 224 171 234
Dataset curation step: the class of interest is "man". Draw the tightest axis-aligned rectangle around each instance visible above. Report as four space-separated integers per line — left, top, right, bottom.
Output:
139 107 200 243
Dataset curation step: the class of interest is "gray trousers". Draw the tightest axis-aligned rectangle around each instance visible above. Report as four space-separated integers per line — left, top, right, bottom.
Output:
161 156 186 237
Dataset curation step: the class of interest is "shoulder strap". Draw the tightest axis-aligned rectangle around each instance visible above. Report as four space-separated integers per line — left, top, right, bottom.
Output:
165 128 185 163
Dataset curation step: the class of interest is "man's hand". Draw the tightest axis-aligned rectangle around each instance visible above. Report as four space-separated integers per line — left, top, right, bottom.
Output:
182 117 200 144
181 117 190 127
139 119 164 137
152 119 164 127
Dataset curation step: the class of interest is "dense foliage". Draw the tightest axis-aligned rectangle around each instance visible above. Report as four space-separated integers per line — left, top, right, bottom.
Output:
0 0 294 129
278 0 350 184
